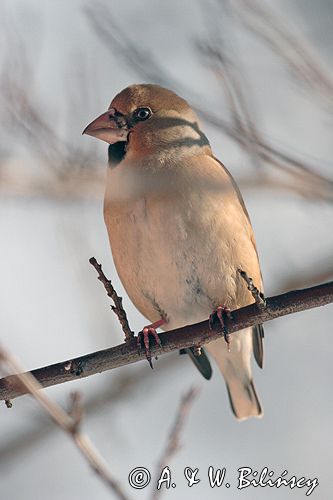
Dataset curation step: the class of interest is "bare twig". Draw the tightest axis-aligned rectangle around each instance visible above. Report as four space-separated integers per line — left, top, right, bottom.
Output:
1 280 332 402
0 347 130 500
89 257 134 342
151 387 199 499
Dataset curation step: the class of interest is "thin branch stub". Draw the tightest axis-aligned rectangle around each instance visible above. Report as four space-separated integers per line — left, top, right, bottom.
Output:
89 257 134 342
238 269 266 309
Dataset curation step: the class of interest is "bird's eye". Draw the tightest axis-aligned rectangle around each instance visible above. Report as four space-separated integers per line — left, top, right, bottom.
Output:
134 107 152 121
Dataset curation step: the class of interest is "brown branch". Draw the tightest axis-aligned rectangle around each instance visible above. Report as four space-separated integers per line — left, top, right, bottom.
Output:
89 257 134 342
0 347 130 500
151 387 199 500
0 280 332 402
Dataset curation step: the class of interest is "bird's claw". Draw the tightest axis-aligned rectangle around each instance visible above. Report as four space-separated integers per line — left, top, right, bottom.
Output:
209 306 232 351
137 326 162 369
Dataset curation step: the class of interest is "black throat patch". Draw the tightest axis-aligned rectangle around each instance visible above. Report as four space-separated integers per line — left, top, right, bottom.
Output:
108 142 127 167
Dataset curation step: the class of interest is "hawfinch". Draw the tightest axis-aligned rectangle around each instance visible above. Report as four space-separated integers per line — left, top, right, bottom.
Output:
83 84 264 420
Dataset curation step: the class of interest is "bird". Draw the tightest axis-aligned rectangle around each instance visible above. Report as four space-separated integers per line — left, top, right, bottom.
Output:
83 84 264 420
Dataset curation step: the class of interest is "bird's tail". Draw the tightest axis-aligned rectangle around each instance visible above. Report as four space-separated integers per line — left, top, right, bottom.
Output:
206 330 263 420
225 375 262 420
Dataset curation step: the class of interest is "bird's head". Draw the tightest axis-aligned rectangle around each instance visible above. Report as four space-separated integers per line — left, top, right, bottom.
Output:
83 84 211 166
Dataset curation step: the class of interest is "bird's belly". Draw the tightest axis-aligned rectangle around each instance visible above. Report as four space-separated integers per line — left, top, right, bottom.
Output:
105 195 244 330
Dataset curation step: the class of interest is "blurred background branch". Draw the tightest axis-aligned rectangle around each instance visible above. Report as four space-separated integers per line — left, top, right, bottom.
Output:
1 0 332 201
151 386 199 500
0 356 179 465
0 345 131 500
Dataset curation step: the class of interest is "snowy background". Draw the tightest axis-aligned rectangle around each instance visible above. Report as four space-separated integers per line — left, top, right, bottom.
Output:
0 1 332 499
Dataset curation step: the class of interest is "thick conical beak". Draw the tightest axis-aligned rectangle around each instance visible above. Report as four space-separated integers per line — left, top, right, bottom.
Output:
82 110 128 144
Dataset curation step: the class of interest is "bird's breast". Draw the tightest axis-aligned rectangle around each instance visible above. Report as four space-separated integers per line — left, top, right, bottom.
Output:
103 162 257 329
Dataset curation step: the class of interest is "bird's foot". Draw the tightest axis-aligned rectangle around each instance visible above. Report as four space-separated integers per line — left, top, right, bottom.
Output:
137 318 166 369
209 306 232 352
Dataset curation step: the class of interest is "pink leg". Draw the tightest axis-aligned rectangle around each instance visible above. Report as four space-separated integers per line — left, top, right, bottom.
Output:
137 318 166 368
209 306 232 352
